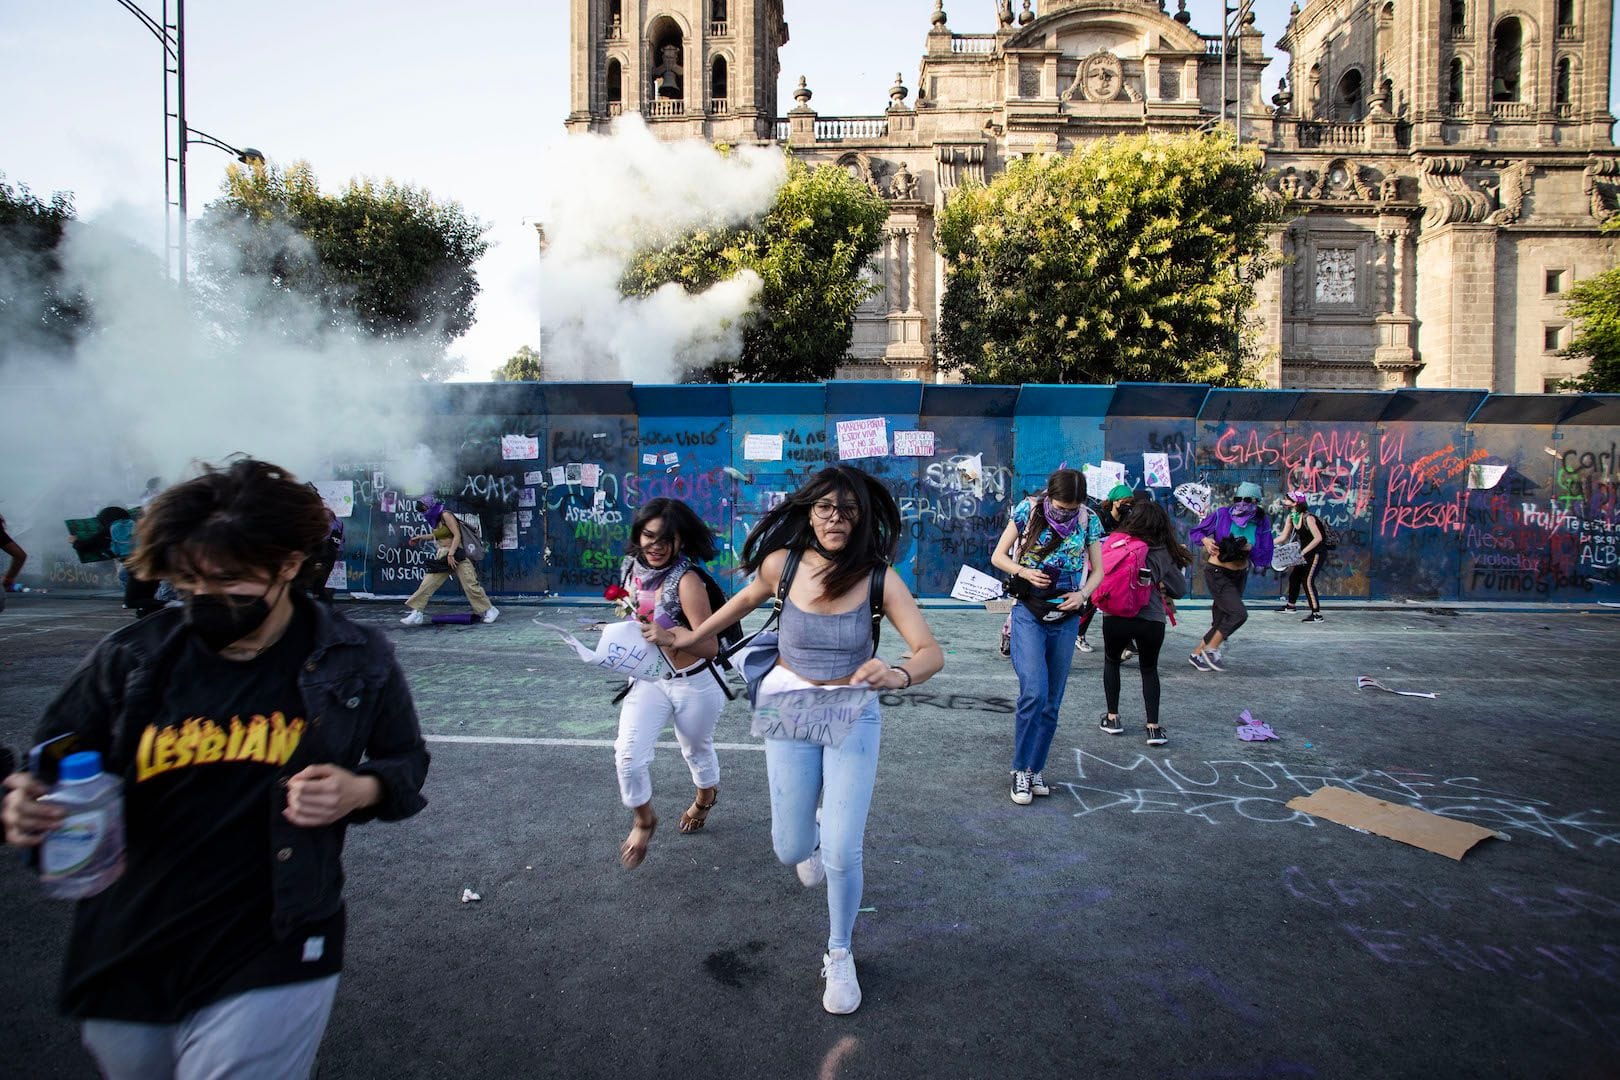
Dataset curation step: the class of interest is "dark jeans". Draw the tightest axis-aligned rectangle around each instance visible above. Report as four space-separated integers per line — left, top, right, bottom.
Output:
1102 616 1167 725
1287 552 1324 613
1203 565 1249 644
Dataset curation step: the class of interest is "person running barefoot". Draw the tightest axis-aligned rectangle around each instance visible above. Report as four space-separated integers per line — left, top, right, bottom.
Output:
1276 490 1327 622
644 465 943 1015
991 469 1105 805
1187 482 1272 672
613 499 730 869
1096 500 1192 747
399 500 497 626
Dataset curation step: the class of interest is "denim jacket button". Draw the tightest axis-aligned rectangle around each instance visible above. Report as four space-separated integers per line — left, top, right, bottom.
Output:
344 696 360 709
304 661 318 673
276 847 293 862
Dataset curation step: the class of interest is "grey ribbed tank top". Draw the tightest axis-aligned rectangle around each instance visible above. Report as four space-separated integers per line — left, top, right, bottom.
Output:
776 597 874 680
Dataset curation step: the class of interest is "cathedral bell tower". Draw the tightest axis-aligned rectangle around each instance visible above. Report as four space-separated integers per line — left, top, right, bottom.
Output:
566 0 789 142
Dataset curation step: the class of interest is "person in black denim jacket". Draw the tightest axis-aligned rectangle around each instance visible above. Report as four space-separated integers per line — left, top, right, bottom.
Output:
2 459 429 1080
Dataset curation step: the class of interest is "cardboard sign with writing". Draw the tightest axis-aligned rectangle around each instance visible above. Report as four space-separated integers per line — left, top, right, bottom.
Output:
538 619 671 682
751 685 876 747
950 564 1005 603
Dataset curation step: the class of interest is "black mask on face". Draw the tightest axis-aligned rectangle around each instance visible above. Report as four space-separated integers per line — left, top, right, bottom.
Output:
184 582 282 652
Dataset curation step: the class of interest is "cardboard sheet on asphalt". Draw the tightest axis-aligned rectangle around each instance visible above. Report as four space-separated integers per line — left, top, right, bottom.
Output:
1286 785 1502 861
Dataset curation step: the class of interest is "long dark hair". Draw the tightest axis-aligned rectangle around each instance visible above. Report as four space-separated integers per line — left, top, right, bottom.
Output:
129 459 331 581
1017 468 1086 561
741 465 898 603
1117 499 1194 569
625 497 718 562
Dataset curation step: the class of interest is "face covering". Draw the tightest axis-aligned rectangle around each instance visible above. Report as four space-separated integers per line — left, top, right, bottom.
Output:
1042 499 1080 538
184 583 281 652
1229 501 1258 525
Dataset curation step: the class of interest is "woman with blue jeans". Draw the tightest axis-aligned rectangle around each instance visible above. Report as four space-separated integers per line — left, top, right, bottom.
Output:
647 465 943 1016
991 469 1105 805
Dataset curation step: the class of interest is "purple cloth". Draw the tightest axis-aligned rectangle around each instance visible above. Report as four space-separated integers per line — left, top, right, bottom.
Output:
1189 506 1273 570
1041 499 1080 540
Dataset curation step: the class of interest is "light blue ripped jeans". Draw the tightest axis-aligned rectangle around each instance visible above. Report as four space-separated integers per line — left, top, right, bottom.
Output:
765 699 883 953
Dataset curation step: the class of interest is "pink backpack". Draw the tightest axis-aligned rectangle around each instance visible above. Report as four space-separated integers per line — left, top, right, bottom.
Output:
1092 535 1153 617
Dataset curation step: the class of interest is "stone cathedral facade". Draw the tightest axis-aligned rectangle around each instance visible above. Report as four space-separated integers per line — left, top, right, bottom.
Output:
566 0 1618 391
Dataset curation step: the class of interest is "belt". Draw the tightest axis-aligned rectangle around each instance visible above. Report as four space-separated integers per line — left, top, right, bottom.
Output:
669 660 716 679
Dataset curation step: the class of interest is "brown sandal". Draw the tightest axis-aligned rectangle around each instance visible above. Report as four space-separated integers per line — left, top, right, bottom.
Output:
678 790 718 834
620 815 657 869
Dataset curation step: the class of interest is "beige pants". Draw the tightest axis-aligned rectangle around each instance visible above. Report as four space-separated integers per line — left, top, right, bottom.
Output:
405 553 492 614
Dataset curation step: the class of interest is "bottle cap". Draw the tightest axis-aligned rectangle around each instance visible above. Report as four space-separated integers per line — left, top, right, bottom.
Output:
59 751 103 782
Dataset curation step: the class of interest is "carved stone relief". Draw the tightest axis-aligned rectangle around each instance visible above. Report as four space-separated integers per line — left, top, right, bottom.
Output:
1065 51 1123 102
1315 248 1357 305
1416 155 1494 227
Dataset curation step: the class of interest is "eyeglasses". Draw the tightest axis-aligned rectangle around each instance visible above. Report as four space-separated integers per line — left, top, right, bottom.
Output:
811 500 860 522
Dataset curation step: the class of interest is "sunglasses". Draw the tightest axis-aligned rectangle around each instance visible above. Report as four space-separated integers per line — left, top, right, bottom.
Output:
1235 496 1258 504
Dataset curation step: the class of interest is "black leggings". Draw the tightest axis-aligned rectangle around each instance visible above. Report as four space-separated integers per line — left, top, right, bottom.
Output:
1203 565 1249 643
1287 551 1324 612
1102 615 1167 726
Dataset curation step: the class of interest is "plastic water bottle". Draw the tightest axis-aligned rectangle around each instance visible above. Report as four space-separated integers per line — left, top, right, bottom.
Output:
39 751 125 900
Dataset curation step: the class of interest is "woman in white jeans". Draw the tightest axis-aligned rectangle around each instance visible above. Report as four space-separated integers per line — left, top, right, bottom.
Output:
614 498 729 869
646 466 944 1016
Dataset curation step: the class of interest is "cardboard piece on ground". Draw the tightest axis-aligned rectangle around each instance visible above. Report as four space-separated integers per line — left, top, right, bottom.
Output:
982 599 1014 614
1286 785 1501 861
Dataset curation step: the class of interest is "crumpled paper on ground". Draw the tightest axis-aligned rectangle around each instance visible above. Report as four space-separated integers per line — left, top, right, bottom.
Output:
1236 708 1278 741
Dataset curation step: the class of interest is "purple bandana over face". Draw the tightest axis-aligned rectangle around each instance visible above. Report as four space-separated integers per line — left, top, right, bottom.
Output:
1042 499 1080 539
1229 502 1258 526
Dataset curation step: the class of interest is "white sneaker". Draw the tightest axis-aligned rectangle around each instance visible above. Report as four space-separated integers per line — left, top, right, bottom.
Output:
400 610 426 626
821 948 862 1014
1011 770 1033 805
796 849 826 887
1030 771 1050 797
481 605 500 624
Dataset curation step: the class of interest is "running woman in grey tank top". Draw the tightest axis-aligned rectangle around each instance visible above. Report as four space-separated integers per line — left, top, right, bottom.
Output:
645 465 944 1017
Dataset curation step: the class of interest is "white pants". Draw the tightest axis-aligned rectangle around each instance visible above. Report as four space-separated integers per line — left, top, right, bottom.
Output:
614 666 727 808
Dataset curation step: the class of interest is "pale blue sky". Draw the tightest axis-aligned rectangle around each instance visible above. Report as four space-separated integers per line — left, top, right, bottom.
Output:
2 2 1614 377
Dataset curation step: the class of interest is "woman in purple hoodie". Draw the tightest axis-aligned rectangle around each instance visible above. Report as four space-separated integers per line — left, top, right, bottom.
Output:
1187 482 1272 671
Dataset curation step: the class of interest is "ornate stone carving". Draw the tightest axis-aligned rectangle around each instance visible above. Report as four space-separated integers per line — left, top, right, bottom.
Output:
1416 155 1493 227
997 0 1015 28
1315 248 1357 305
888 161 920 201
1322 159 1373 200
1487 159 1532 226
1019 63 1043 98
1584 156 1619 223
1066 51 1124 102
1379 172 1402 203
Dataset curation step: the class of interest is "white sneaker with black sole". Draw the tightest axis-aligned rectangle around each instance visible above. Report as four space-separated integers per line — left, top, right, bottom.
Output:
821 948 862 1014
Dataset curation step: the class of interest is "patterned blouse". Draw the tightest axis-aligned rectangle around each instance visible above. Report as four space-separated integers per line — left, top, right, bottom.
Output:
1009 497 1104 574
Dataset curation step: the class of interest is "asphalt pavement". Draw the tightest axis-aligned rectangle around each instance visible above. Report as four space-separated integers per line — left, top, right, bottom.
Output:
1 593 1617 1079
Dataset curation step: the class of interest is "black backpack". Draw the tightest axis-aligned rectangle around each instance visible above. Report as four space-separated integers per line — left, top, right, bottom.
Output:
720 547 886 660
611 560 749 702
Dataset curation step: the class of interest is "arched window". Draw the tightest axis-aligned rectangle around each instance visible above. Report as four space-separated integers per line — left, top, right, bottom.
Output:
1555 57 1572 105
607 58 622 104
648 17 685 102
1492 18 1523 101
1447 57 1466 106
712 56 729 108
1449 0 1466 33
1336 68 1364 121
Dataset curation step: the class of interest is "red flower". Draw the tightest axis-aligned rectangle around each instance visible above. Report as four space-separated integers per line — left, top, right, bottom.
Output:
603 584 630 602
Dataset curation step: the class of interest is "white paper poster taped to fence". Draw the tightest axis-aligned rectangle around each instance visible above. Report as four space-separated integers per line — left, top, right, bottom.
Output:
743 434 784 461
1143 453 1172 488
537 619 672 681
836 417 889 459
324 561 348 590
893 430 935 457
501 435 539 461
950 564 1005 602
312 481 355 519
1468 464 1508 490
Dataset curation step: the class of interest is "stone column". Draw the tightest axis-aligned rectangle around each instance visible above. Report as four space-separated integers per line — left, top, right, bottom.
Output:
908 227 922 314
886 231 902 313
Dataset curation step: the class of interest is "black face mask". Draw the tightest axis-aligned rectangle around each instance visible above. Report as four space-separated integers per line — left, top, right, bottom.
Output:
184 584 281 652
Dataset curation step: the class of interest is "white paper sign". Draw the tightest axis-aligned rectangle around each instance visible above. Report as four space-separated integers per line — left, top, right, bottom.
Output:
950 564 1005 603
581 463 602 488
501 435 539 461
1143 453 1172 488
1174 481 1213 518
523 470 544 486
894 430 935 457
744 433 784 461
312 481 355 519
518 510 533 527
836 418 889 460
1082 465 1106 496
1468 463 1508 490
662 452 680 467
957 453 985 498
750 685 878 747
550 466 567 486
538 619 672 682
564 464 582 485
518 487 536 508
1099 460 1127 490
642 453 659 466
500 513 519 550
324 561 348 590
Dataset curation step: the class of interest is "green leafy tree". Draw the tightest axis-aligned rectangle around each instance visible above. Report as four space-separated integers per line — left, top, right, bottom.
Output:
1558 216 1620 393
491 344 545 382
196 161 488 375
621 156 889 383
0 173 86 356
936 132 1286 386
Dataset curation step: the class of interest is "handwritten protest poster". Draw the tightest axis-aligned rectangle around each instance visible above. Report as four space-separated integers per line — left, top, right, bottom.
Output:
551 466 567 487
518 510 533 527
642 453 659 467
1099 460 1127 491
750 685 876 747
581 463 601 487
538 619 671 682
1468 463 1508 490
836 418 889 460
1174 482 1213 518
662 452 680 467
501 435 539 461
501 514 519 549
324 561 348 591
744 434 784 461
1081 465 1106 497
950 564 1005 603
1143 453 1172 488
312 481 355 519
894 430 935 457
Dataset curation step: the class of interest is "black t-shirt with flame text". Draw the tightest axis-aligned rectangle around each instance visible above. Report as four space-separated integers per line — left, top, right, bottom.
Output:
61 606 345 1021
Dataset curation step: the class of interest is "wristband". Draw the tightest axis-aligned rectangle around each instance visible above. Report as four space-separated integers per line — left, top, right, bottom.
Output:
889 665 913 689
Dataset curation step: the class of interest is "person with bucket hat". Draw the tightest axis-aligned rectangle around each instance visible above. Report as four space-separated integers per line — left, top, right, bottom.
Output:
1186 481 1273 671
399 499 497 625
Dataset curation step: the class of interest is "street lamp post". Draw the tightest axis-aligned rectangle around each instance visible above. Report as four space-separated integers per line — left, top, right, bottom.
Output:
112 0 262 286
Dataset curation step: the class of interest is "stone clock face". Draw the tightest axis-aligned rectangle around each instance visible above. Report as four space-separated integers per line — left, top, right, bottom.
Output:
1315 248 1356 305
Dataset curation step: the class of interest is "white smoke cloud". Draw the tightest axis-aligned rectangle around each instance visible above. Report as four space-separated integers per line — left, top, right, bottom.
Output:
536 116 786 382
